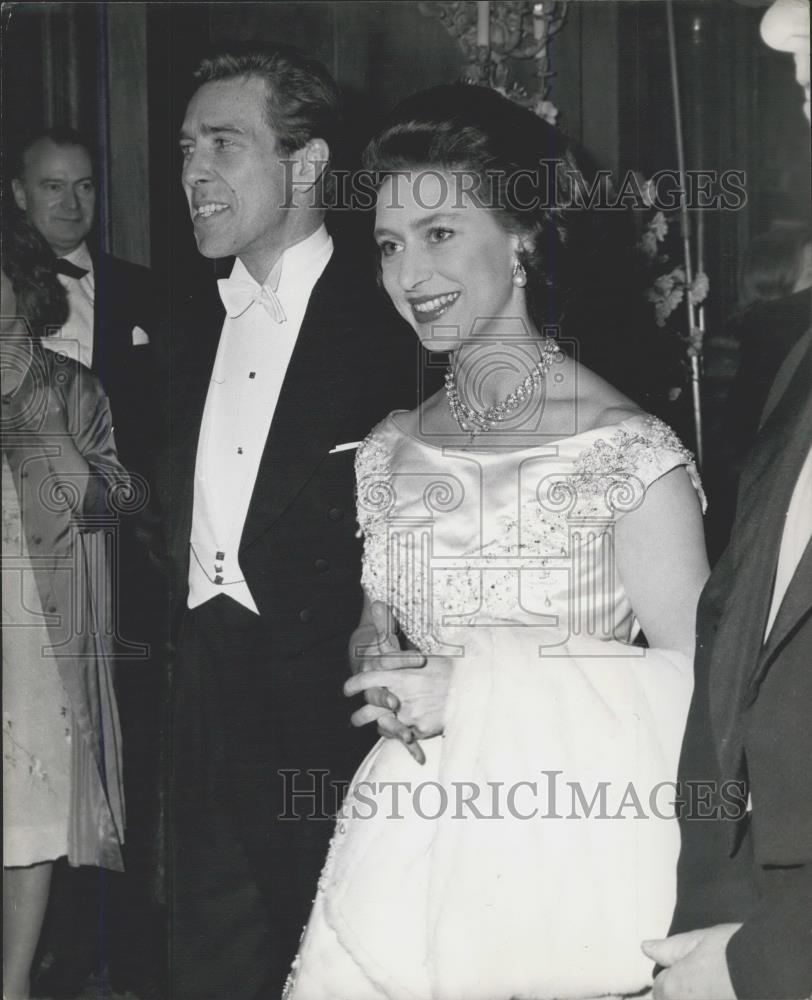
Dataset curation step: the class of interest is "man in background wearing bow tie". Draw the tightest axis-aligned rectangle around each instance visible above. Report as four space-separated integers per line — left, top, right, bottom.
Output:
165 44 419 998
11 129 162 486
11 128 167 999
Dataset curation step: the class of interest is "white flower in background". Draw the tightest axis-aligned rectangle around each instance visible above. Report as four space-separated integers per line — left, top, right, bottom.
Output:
642 262 710 329
651 211 668 241
659 268 683 296
534 98 559 125
687 326 704 357
637 210 669 260
690 271 709 306
646 266 686 326
638 229 659 261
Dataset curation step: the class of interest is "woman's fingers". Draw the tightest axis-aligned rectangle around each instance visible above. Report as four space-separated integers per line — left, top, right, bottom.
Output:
401 738 426 765
344 662 425 698
376 711 411 741
350 707 426 765
363 686 400 711
350 703 394 728
370 600 396 643
377 714 426 765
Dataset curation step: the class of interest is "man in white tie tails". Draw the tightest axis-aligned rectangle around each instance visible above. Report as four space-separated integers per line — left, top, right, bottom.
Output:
643 1 812 997
11 129 161 482
11 128 166 999
164 44 418 999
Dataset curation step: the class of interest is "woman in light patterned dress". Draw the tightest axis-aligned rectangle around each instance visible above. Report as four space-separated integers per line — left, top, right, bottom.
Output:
286 85 710 1000
2 221 127 1000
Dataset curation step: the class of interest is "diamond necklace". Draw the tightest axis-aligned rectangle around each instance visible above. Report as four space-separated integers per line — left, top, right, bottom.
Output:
444 337 560 437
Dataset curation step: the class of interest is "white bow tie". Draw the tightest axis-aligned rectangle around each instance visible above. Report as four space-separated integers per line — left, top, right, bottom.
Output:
217 276 287 323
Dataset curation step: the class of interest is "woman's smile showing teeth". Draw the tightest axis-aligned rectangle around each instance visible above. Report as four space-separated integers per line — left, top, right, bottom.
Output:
408 291 460 324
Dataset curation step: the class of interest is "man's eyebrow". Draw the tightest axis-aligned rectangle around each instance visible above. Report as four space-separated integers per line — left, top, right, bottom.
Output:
178 124 247 142
38 175 93 184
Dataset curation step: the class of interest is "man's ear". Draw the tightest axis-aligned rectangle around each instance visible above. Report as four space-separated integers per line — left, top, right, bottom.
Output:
290 138 329 192
11 178 27 212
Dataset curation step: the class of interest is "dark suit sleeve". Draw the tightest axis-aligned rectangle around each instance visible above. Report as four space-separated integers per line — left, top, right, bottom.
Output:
727 868 812 1000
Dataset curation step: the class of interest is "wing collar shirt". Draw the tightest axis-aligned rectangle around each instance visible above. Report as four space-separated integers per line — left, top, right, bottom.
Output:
188 224 333 613
40 242 95 369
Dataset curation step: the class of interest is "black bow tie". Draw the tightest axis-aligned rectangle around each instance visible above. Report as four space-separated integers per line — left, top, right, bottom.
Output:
55 258 89 279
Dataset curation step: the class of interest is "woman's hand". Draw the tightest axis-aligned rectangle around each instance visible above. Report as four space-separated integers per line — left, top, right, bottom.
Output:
345 656 453 741
347 600 434 764
345 601 454 767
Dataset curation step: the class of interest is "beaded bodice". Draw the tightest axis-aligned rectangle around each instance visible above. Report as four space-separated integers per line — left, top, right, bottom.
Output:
356 412 703 654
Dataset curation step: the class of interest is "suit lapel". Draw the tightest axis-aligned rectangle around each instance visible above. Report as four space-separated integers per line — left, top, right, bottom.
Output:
756 538 812 679
710 332 812 778
92 253 128 379
746 335 812 690
92 253 111 376
240 254 360 550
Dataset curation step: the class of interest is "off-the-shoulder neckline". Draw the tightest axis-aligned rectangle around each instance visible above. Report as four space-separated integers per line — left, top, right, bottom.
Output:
384 409 656 454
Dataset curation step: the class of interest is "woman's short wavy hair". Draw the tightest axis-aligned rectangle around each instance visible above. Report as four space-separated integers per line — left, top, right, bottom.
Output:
362 84 608 329
1 218 68 339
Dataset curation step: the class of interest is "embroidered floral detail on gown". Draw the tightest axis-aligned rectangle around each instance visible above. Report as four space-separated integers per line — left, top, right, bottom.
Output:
3 349 126 870
2 453 72 864
286 413 705 1000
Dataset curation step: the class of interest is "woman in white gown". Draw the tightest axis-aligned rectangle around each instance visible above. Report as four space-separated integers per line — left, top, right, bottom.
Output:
286 85 709 1000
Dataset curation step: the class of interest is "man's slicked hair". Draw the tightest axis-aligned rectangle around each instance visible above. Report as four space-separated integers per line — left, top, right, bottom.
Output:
12 126 95 182
193 43 341 196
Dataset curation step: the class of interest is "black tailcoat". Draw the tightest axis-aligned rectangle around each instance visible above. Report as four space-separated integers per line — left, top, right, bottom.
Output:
161 245 422 998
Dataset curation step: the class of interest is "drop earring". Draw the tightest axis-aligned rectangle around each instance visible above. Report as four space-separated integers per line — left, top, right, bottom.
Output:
512 258 527 287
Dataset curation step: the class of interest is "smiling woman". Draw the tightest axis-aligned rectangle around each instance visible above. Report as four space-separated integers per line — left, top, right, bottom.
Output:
360 83 634 446
284 84 711 1000
374 170 520 353
366 85 584 344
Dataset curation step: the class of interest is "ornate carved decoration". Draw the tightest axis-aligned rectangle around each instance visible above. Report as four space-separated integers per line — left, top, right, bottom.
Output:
418 0 568 121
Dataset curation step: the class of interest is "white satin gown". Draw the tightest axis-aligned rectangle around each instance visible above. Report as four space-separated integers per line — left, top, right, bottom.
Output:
285 412 704 1000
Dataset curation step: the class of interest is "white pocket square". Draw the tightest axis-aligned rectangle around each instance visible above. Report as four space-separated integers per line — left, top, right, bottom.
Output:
132 326 150 346
329 441 361 454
